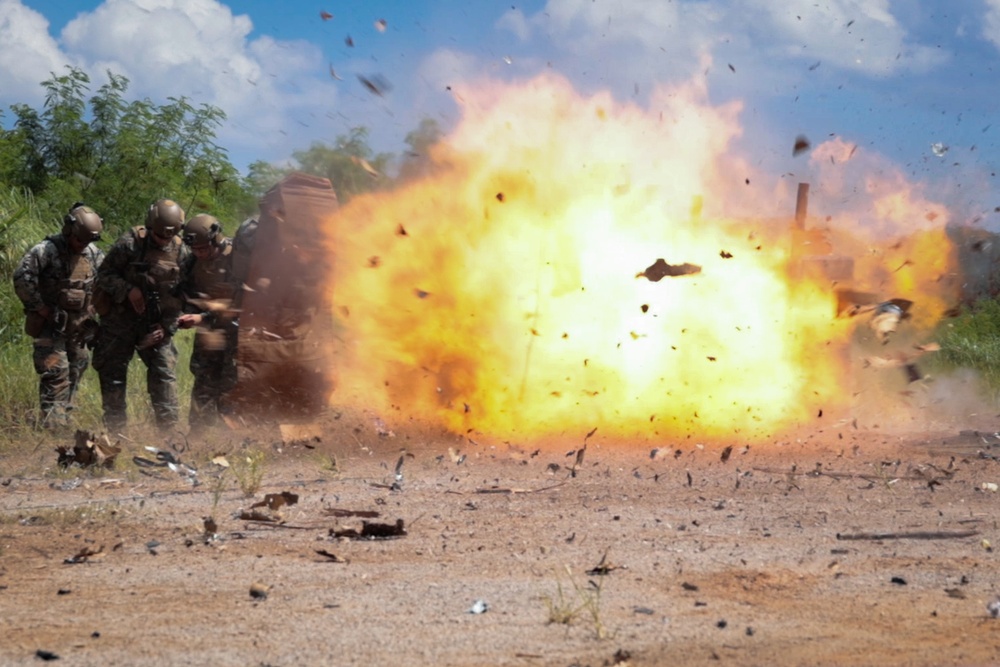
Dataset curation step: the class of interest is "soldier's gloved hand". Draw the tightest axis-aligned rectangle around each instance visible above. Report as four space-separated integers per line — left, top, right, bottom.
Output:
177 313 203 329
128 287 146 314
138 325 165 350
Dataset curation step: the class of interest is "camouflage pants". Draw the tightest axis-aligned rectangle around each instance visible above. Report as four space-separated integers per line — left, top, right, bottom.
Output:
93 317 179 431
31 331 89 429
188 335 237 430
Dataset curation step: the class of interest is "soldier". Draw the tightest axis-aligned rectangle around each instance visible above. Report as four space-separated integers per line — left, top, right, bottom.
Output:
177 214 237 431
12 203 104 429
92 199 192 432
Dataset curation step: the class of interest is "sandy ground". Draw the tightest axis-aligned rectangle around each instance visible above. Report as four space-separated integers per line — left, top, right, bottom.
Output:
2 413 1000 667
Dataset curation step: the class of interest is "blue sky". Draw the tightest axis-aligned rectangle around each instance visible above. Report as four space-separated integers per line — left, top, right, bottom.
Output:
4 0 1000 226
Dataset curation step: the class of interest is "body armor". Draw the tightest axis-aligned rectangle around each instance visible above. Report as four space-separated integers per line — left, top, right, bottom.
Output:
189 239 235 300
125 227 185 320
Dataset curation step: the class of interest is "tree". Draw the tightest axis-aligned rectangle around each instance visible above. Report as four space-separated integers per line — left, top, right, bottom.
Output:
0 67 255 235
398 117 444 182
290 127 392 203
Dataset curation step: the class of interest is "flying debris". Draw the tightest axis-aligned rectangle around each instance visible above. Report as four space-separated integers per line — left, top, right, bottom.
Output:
328 64 342 80
808 61 821 71
503 55 513 65
375 18 387 32
931 142 949 157
345 35 354 47
320 10 333 20
358 74 392 97
637 258 702 282
350 155 379 177
792 135 811 156
869 299 913 344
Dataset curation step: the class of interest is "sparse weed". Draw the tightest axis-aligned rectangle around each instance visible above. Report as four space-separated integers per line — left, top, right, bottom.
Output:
210 468 230 509
316 451 340 476
543 565 609 639
232 449 266 496
1 501 121 528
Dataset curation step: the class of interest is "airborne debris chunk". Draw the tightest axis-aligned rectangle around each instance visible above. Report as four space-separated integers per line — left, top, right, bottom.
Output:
250 582 270 600
638 258 701 282
988 597 1000 618
869 299 913 343
357 74 392 96
793 135 811 156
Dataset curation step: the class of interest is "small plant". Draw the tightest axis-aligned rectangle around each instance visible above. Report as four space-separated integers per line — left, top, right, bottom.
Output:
543 566 608 639
231 449 266 496
315 451 340 476
209 468 230 509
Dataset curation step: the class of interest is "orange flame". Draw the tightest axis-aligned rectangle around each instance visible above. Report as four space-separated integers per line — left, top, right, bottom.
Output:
324 73 958 444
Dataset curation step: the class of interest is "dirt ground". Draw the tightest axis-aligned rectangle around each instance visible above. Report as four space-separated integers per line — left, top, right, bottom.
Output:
2 411 1000 667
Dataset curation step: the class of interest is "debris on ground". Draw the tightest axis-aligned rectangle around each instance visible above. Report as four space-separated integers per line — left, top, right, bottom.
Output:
56 430 121 469
329 518 406 540
315 549 348 563
278 423 322 448
586 551 624 576
133 446 198 485
64 546 105 564
251 491 299 512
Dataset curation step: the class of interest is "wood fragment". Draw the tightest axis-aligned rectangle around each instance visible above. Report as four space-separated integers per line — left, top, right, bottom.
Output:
474 481 566 494
836 530 979 541
324 508 380 518
752 466 932 483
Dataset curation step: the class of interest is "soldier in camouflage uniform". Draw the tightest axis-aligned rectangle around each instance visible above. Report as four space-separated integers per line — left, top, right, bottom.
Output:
92 199 192 432
13 204 105 428
177 214 237 431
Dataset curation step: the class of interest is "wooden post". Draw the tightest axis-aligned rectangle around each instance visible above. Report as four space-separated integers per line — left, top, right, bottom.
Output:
794 182 809 230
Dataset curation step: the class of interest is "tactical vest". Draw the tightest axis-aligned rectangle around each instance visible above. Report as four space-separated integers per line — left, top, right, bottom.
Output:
191 240 235 300
37 234 97 311
125 226 184 315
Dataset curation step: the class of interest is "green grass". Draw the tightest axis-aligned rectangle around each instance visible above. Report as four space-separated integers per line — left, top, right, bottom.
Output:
933 298 1000 397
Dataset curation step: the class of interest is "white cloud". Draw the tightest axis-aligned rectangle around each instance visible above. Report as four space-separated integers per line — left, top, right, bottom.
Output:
983 0 1000 49
57 0 341 165
495 7 530 42
748 0 946 76
0 0 344 168
532 0 945 86
0 0 73 105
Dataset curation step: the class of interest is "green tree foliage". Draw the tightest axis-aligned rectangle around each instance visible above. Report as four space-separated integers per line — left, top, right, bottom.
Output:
0 66 254 235
397 117 444 182
247 126 393 203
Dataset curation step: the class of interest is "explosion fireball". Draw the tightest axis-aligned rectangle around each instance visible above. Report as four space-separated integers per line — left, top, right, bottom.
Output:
324 73 958 445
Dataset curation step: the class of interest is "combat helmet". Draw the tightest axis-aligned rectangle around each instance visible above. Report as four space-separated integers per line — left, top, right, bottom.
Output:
63 203 103 245
146 199 185 238
182 214 223 248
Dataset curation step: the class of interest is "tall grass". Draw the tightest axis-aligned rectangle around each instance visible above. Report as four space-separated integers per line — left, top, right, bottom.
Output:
0 186 194 446
934 298 1000 397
